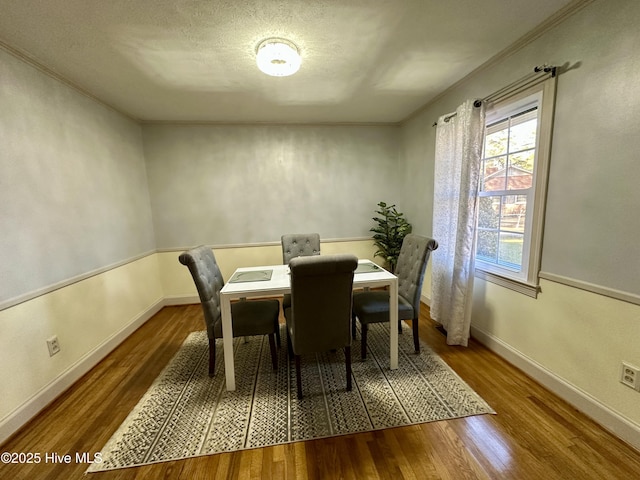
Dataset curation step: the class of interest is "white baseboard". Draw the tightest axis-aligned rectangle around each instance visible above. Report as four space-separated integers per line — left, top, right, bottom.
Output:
420 294 431 307
0 298 164 445
470 324 640 452
164 294 199 306
165 294 284 306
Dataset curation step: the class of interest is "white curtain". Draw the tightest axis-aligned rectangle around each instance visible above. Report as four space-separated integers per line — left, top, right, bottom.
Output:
431 100 485 346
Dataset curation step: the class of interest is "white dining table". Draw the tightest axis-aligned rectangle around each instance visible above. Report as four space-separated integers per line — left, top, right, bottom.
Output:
219 259 398 391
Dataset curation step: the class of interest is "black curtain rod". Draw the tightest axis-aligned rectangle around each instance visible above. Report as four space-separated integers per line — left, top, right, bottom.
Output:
432 64 557 127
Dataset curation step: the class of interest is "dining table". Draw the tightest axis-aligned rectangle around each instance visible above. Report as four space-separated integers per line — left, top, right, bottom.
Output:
219 258 398 391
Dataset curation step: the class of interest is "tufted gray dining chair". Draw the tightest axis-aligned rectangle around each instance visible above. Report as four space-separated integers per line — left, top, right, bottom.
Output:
280 233 321 310
281 233 321 264
179 246 281 376
284 254 358 399
352 234 438 359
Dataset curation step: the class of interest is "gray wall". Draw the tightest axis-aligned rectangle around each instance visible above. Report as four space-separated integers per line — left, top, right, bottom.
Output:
8 0 636 304
142 124 403 248
400 113 436 239
0 49 156 307
401 0 640 299
539 0 640 296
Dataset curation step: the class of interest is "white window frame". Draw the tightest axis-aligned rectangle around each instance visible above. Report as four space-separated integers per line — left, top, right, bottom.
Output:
474 77 556 297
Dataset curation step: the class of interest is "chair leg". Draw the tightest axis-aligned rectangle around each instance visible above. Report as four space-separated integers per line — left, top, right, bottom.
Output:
361 323 368 359
295 354 303 399
268 334 278 370
351 313 357 339
286 328 293 358
345 346 352 391
208 338 216 377
412 317 420 353
275 320 281 347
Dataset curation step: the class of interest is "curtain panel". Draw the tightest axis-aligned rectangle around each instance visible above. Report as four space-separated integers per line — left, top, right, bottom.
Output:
431 100 485 346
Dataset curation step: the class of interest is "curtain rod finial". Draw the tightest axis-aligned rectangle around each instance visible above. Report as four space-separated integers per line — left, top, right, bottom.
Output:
534 64 557 76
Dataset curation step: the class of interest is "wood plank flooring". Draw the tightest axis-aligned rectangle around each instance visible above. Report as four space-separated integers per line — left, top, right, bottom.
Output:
2 304 640 479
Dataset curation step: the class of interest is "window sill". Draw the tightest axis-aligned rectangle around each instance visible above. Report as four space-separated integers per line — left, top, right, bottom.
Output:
474 269 540 298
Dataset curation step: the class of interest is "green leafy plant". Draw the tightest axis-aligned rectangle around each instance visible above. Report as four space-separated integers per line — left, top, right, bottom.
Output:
370 202 412 273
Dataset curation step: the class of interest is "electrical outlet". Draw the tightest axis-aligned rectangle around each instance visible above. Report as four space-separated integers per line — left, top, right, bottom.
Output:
620 362 640 391
47 335 60 357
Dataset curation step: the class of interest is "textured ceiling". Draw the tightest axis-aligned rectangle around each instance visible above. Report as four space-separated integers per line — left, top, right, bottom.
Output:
0 0 576 123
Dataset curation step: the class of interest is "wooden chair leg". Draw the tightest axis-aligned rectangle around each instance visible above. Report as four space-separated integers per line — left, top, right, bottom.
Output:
345 346 352 391
286 328 293 358
412 317 420 353
361 323 368 359
208 338 216 377
275 320 281 347
268 334 278 370
295 354 303 399
351 313 357 339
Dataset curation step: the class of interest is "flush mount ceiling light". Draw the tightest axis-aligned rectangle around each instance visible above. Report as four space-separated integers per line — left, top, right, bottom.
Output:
256 38 301 77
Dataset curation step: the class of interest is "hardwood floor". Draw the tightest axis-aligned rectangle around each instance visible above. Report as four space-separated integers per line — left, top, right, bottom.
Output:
2 304 640 479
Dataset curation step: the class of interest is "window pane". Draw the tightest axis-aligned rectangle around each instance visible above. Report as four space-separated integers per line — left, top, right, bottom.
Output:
477 230 498 263
509 114 537 152
500 196 527 233
475 89 550 286
484 120 508 157
498 232 523 270
478 196 500 229
482 156 507 191
509 150 534 172
506 151 534 190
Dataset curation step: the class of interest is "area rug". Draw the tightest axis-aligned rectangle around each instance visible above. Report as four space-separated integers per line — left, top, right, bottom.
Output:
88 322 494 472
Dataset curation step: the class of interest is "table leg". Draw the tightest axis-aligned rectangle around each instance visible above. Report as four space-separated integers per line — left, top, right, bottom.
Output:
389 278 398 369
220 294 235 390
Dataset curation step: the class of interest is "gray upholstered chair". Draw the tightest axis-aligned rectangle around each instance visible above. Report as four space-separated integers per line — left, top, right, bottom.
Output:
352 234 438 359
284 254 358 399
179 246 280 376
281 233 321 310
281 233 321 264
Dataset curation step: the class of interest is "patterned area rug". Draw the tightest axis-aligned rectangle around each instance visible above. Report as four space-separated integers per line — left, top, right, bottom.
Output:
88 323 494 472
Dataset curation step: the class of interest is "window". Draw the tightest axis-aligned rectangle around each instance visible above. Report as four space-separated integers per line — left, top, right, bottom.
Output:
474 78 556 297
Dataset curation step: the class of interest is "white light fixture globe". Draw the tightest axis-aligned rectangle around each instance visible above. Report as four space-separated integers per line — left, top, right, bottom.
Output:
256 38 301 77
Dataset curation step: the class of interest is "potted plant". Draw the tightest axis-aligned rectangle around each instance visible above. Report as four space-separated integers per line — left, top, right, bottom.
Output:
370 201 412 273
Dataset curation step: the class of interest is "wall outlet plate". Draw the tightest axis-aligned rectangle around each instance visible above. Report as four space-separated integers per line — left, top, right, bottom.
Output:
47 335 60 357
620 362 640 391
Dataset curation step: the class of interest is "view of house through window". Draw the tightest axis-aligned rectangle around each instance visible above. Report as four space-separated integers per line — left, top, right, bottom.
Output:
477 105 538 273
